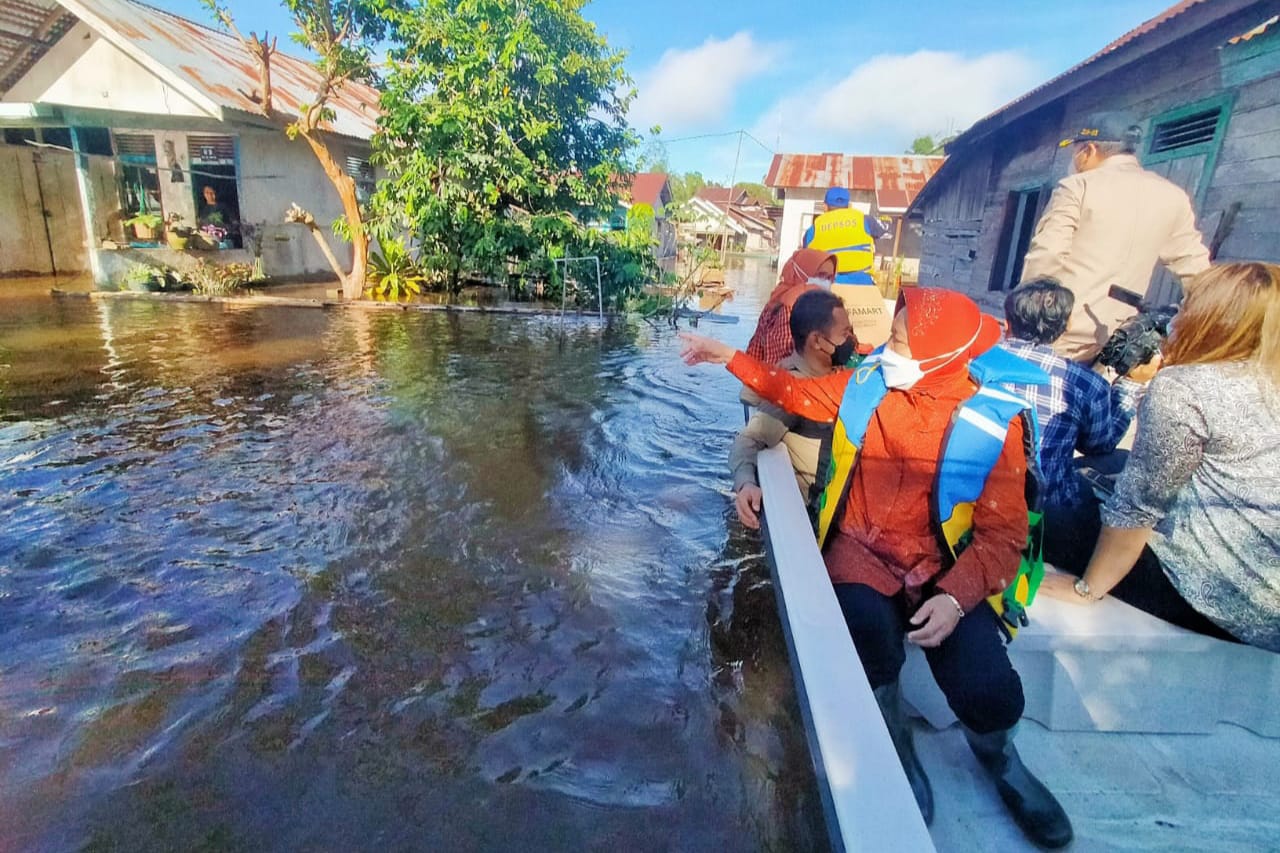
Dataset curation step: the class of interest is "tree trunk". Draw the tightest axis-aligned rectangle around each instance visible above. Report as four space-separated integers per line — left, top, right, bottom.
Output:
301 131 369 300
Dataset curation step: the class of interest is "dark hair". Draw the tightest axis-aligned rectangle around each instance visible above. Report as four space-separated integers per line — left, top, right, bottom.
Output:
1005 278 1075 344
790 290 844 353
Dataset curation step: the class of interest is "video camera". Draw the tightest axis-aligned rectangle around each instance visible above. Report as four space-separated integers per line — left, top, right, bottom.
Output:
1096 285 1178 376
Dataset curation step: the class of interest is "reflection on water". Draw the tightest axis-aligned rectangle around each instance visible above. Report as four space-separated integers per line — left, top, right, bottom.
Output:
0 261 827 851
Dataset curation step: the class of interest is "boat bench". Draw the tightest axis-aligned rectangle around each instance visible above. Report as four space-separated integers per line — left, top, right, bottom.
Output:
901 583 1280 737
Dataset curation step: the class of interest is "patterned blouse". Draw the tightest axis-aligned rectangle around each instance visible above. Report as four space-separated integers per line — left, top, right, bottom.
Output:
1103 363 1280 651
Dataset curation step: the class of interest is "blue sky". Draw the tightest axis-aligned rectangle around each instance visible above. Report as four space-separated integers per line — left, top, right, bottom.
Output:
154 0 1177 183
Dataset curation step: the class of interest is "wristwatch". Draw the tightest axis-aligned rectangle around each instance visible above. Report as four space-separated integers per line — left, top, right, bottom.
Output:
1073 577 1093 600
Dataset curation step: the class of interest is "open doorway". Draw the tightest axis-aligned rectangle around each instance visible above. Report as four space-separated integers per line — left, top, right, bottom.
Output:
988 187 1042 292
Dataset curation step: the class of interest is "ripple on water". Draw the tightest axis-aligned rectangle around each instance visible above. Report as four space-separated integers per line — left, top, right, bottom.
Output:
0 267 826 851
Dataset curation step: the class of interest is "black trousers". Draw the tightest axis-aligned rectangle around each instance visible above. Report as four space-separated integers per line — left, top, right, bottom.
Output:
1042 485 1104 576
1053 536 1239 642
833 583 1025 734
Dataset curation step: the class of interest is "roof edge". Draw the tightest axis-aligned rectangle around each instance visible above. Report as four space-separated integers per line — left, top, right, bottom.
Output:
55 0 225 120
953 0 1260 152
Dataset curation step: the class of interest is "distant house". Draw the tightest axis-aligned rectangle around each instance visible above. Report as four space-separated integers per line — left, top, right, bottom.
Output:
764 154 944 277
678 187 777 254
620 172 676 270
0 0 379 284
907 0 1280 310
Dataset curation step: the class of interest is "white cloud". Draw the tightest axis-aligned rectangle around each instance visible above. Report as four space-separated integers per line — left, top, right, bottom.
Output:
631 32 783 133
755 50 1040 153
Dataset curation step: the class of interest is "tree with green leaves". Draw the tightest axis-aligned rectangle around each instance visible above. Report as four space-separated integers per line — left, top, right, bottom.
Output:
733 181 775 206
908 134 954 156
370 0 639 294
202 0 391 298
668 172 709 205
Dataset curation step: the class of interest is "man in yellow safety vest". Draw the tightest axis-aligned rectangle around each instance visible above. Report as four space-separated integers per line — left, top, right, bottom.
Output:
804 187 890 285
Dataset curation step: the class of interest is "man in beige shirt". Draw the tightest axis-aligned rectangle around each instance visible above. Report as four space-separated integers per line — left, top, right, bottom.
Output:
1021 114 1210 362
729 290 853 529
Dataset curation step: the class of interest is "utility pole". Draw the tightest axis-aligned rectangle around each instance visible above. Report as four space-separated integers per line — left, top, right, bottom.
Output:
720 129 743 266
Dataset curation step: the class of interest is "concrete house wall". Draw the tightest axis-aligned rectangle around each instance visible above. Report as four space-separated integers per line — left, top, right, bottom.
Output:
1 8 374 283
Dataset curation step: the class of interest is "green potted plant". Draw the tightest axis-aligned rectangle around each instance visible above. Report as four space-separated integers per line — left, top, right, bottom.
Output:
165 212 195 251
123 211 164 243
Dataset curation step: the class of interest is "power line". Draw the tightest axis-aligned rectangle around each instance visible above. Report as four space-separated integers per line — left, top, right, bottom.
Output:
658 130 750 145
657 129 776 154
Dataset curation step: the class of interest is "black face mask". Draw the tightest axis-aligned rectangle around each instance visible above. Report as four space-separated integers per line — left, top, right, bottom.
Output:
828 337 856 367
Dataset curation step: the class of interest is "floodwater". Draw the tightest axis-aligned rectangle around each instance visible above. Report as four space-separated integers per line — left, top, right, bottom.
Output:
0 263 828 851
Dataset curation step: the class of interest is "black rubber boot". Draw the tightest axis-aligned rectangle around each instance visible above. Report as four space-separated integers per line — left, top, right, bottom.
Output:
873 682 934 825
963 723 1073 849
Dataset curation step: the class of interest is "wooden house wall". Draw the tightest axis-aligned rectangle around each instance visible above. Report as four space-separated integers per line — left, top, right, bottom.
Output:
915 3 1280 312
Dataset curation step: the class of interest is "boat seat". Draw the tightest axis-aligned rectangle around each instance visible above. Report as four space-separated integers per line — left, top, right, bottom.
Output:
902 584 1280 737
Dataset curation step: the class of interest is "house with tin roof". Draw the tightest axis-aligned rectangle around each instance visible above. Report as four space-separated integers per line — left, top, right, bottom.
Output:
619 172 676 270
0 0 379 284
764 153 944 281
907 0 1280 309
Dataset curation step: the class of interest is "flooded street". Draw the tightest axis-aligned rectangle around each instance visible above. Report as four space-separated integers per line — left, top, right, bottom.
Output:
0 262 828 851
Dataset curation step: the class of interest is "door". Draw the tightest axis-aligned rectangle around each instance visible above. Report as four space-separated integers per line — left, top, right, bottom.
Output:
0 146 87 275
34 151 89 274
988 187 1042 292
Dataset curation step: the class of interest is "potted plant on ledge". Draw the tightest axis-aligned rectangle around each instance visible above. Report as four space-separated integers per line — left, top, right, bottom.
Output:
123 211 164 243
199 222 230 250
165 212 195 251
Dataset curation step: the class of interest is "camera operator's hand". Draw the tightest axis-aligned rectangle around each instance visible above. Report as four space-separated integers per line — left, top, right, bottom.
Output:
1126 352 1163 384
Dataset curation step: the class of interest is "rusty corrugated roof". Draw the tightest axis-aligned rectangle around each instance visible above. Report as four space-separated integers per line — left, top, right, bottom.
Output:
763 153 944 211
44 0 380 139
871 156 946 213
764 153 877 191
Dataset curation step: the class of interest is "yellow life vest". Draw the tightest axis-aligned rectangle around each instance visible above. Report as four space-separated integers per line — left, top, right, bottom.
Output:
807 208 875 284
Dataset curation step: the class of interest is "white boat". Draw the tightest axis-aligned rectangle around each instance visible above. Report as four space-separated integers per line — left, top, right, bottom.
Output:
755 444 1280 852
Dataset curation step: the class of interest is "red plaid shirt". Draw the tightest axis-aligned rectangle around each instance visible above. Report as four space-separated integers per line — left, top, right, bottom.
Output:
747 301 800 364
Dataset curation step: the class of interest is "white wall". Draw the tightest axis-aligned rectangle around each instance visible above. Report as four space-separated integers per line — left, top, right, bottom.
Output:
236 127 358 279
4 23 208 118
76 126 365 282
777 188 821 263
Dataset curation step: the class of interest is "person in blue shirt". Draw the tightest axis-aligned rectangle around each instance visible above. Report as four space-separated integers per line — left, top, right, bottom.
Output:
999 279 1158 573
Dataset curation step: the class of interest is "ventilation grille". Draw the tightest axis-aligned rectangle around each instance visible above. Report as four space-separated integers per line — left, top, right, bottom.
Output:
345 156 374 180
114 133 156 159
1150 108 1222 154
188 135 236 163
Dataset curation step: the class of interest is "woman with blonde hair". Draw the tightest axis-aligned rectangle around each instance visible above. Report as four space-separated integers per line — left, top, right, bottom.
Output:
1042 262 1280 652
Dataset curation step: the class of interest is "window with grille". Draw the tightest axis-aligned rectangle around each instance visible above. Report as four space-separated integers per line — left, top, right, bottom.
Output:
346 155 376 202
1149 108 1223 155
188 135 236 164
114 133 157 163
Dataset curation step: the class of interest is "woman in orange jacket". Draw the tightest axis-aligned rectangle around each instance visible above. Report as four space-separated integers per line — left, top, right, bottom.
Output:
681 288 1072 849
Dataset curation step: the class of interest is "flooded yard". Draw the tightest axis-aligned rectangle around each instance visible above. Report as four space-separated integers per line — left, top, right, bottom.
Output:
0 263 828 851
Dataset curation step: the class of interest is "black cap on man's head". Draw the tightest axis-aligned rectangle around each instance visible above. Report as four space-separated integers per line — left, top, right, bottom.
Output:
1058 112 1143 149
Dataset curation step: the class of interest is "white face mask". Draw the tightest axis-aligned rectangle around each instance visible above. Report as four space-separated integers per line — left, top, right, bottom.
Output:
878 327 981 390
879 348 926 390
806 276 833 290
